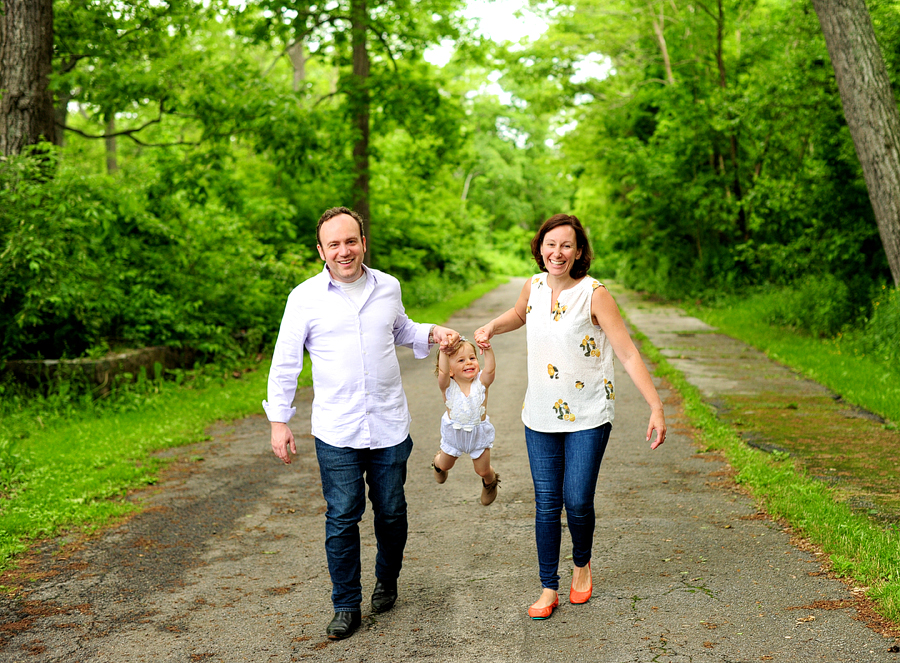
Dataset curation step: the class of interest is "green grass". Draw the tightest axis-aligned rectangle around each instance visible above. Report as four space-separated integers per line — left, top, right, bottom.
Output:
0 364 292 570
688 296 900 425
0 278 505 573
632 321 900 625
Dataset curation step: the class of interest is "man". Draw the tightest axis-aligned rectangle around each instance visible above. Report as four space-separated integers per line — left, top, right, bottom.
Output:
263 207 459 640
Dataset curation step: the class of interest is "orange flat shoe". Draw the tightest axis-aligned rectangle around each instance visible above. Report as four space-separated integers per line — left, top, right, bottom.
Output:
569 562 592 604
528 596 559 620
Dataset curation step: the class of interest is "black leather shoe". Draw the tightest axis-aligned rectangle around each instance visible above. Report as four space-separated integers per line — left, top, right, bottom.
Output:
325 611 361 640
371 578 398 614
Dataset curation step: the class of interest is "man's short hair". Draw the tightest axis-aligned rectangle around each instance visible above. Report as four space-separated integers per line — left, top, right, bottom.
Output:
317 207 366 246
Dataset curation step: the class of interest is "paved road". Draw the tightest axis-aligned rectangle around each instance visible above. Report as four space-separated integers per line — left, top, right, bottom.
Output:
1 280 898 662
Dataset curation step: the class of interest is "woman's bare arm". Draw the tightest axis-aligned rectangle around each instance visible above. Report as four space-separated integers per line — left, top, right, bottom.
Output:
591 286 667 448
474 278 531 349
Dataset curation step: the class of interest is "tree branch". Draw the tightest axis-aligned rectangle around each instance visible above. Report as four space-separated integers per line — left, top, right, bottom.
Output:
691 0 718 20
313 91 341 107
261 15 351 78
55 100 200 147
59 122 200 147
369 22 399 73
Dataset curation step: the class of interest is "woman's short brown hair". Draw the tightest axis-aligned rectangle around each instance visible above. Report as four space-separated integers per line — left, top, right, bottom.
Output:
530 213 593 280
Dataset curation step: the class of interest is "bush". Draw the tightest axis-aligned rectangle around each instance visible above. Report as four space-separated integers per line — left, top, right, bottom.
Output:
0 148 318 362
861 286 900 364
761 274 863 337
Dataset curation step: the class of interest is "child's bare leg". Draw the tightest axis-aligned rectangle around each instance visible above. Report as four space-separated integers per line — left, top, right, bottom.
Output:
432 450 457 484
472 450 495 483
434 451 458 472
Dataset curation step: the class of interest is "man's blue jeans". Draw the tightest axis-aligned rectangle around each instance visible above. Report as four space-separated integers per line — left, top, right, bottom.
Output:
524 423 612 591
314 436 412 612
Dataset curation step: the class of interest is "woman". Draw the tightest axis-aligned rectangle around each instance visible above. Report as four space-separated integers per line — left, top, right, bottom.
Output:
474 213 666 620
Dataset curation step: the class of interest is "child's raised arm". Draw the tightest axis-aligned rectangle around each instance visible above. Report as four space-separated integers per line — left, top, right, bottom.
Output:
480 345 496 388
437 346 452 395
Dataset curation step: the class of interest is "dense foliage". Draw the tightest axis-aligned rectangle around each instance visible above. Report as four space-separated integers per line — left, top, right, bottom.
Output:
0 1 563 361
1 0 898 362
504 0 898 310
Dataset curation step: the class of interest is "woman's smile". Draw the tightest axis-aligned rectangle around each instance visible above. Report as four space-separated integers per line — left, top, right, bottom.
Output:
541 226 582 278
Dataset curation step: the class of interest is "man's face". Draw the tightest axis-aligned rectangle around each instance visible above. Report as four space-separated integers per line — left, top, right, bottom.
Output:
317 213 367 283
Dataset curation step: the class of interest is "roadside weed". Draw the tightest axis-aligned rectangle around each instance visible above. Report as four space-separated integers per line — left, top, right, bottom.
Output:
689 295 900 425
636 330 900 625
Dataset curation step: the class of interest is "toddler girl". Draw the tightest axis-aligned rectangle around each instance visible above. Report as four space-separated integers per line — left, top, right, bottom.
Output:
432 338 500 505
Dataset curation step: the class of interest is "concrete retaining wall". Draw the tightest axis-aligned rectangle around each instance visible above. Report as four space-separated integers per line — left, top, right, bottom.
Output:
2 347 196 394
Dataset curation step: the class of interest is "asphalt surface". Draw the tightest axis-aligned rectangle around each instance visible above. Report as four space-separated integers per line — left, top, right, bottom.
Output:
1 279 899 662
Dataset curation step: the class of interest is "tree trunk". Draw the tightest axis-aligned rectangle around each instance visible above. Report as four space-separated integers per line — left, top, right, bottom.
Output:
105 113 118 173
0 0 56 155
812 0 900 286
711 0 747 239
350 0 371 264
287 40 306 93
54 90 71 148
650 2 674 85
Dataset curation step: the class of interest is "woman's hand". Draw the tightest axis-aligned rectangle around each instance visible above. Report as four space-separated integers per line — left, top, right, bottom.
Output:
474 324 493 350
646 406 667 449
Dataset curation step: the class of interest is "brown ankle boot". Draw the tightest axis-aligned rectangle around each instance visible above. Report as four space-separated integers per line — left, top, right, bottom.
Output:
481 472 500 505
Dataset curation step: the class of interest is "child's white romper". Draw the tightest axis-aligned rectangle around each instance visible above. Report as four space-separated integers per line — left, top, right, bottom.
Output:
440 371 495 459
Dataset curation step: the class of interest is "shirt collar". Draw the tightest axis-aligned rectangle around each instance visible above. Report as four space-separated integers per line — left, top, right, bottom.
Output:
321 263 377 291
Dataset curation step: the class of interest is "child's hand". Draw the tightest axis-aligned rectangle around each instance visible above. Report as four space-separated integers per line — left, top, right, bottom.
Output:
432 325 460 352
474 326 492 353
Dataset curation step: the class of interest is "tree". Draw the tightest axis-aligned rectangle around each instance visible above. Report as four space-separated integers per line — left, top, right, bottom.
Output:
0 0 56 154
239 0 465 263
811 0 900 286
53 0 208 153
350 0 371 254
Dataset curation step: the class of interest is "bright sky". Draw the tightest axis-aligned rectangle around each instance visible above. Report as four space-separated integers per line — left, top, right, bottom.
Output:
463 0 549 43
425 0 611 84
425 0 548 67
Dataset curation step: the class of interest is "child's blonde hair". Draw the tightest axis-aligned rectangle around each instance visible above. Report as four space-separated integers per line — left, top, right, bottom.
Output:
434 338 478 377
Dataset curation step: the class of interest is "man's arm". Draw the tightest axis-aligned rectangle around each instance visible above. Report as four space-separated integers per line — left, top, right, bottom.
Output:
263 291 310 464
392 311 459 358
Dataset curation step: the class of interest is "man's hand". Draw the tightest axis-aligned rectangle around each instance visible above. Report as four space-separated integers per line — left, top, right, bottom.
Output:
271 422 297 464
431 325 460 353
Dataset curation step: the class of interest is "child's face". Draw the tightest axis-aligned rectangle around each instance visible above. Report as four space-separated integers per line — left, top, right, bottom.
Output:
448 344 480 382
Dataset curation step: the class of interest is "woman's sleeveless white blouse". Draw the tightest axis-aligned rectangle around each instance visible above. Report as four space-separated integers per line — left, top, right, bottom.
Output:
522 273 615 432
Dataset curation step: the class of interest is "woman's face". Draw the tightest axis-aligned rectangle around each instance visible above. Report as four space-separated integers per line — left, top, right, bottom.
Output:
541 225 582 278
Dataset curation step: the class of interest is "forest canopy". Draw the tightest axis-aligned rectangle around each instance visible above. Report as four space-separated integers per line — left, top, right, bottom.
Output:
0 0 898 362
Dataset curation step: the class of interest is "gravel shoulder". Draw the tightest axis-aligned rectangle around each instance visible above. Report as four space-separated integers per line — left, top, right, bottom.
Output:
1 279 898 662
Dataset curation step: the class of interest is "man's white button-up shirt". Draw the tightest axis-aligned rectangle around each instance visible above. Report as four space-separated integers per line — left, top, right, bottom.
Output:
263 266 432 449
